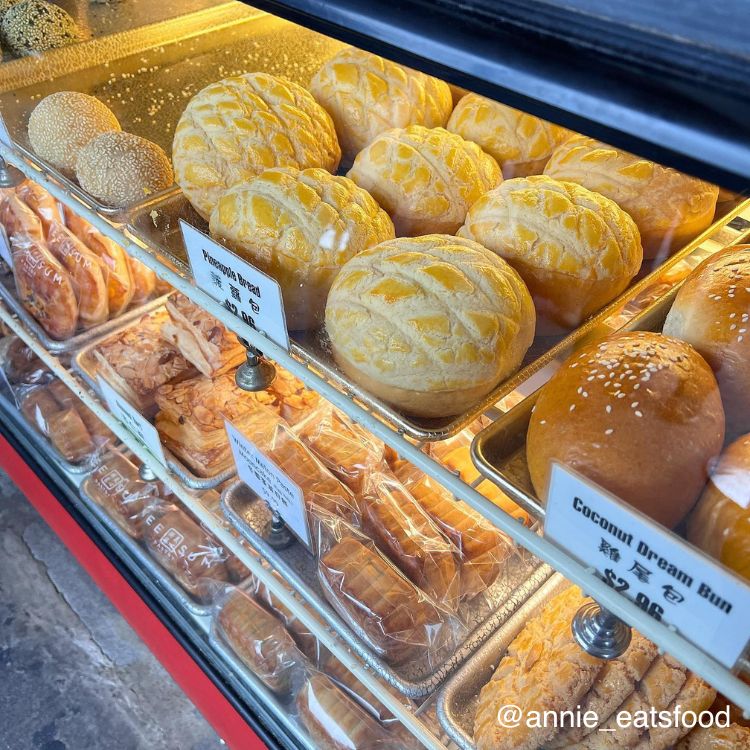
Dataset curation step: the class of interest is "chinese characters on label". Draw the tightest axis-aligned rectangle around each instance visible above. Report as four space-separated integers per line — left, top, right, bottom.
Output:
181 221 289 350
225 419 311 549
545 462 750 669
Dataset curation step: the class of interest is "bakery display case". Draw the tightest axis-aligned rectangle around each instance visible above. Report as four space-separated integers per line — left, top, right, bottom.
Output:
1 1 749 749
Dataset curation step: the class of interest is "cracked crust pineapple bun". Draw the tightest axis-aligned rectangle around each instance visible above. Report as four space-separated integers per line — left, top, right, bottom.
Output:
311 46 452 163
209 167 395 330
347 125 501 236
28 91 120 175
447 94 572 178
544 135 719 259
325 234 535 418
173 72 341 220
459 175 643 328
527 331 725 528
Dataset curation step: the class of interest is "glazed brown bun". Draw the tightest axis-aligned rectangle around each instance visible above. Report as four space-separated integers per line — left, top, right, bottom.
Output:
527 331 725 528
686 433 750 582
662 245 750 439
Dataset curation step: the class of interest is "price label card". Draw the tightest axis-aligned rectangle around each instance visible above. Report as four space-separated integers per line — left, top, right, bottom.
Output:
545 462 750 669
0 225 12 269
0 112 12 149
225 419 311 549
97 375 166 466
180 220 290 351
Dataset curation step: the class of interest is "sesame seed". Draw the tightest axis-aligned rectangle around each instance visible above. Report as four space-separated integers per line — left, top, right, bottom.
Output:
605 405 612 413
731 324 737 330
631 401 639 408
635 410 643 417
730 313 737 318
569 404 576 411
605 428 614 435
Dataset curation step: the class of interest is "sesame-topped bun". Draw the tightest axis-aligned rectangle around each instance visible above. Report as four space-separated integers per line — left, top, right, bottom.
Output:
459 175 643 329
28 92 120 175
311 47 453 163
663 245 750 440
173 73 341 220
527 331 725 528
325 234 535 418
347 125 501 236
447 94 571 178
75 132 173 207
687 433 750 582
209 167 395 330
1 0 83 57
544 135 719 260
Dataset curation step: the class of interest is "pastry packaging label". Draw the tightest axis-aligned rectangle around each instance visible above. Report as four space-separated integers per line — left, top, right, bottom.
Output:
97 375 167 467
225 419 311 549
545 462 750 669
180 221 290 351
0 225 12 269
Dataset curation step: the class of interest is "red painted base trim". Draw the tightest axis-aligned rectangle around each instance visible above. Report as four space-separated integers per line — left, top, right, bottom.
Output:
0 436 268 750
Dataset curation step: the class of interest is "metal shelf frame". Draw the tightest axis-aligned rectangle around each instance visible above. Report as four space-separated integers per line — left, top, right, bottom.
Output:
3 146 749 723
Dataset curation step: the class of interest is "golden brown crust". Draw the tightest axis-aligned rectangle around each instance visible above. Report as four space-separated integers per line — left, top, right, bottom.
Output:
15 180 62 237
0 192 44 242
676 724 750 750
527 331 725 528
662 245 750 439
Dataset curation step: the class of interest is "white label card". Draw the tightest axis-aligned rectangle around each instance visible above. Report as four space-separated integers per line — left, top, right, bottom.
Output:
180 221 290 351
0 112 12 149
225 419 311 549
545 462 750 669
97 375 166 466
0 225 12 269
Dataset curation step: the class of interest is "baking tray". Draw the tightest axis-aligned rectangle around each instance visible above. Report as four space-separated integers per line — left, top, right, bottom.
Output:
221 478 552 698
71 301 236 490
14 383 111 475
0 266 169 354
127 188 750 442
470 281 685 520
437 574 569 750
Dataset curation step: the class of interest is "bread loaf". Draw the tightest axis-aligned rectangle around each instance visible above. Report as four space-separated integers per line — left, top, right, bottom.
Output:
15 180 62 236
325 234 535 418
209 167 394 329
447 95 571 177
544 136 718 259
687 433 750 582
347 124 501 235
459 175 643 328
527 331 725 527
173 73 341 219
311 46 452 162
663 245 750 438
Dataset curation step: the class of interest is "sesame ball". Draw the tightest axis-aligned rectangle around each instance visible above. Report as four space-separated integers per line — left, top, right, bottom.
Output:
75 131 174 207
1 0 83 57
28 91 120 175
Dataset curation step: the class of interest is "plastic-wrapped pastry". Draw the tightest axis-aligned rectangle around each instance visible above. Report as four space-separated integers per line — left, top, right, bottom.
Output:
160 292 245 377
47 378 115 448
93 308 194 415
447 95 571 178
82 450 160 539
325 235 535 418
267 423 359 524
173 72 341 219
63 206 135 316
209 167 394 330
125 256 157 305
46 221 109 328
142 505 230 601
394 463 514 598
155 373 281 477
0 193 44 242
294 404 387 493
0 336 51 385
217 588 305 695
318 527 452 665
296 672 391 750
21 386 62 435
311 46 452 162
687 433 750 582
544 135 719 259
15 180 62 237
48 408 96 463
359 471 459 606
347 125 501 236
459 175 643 328
11 234 78 340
